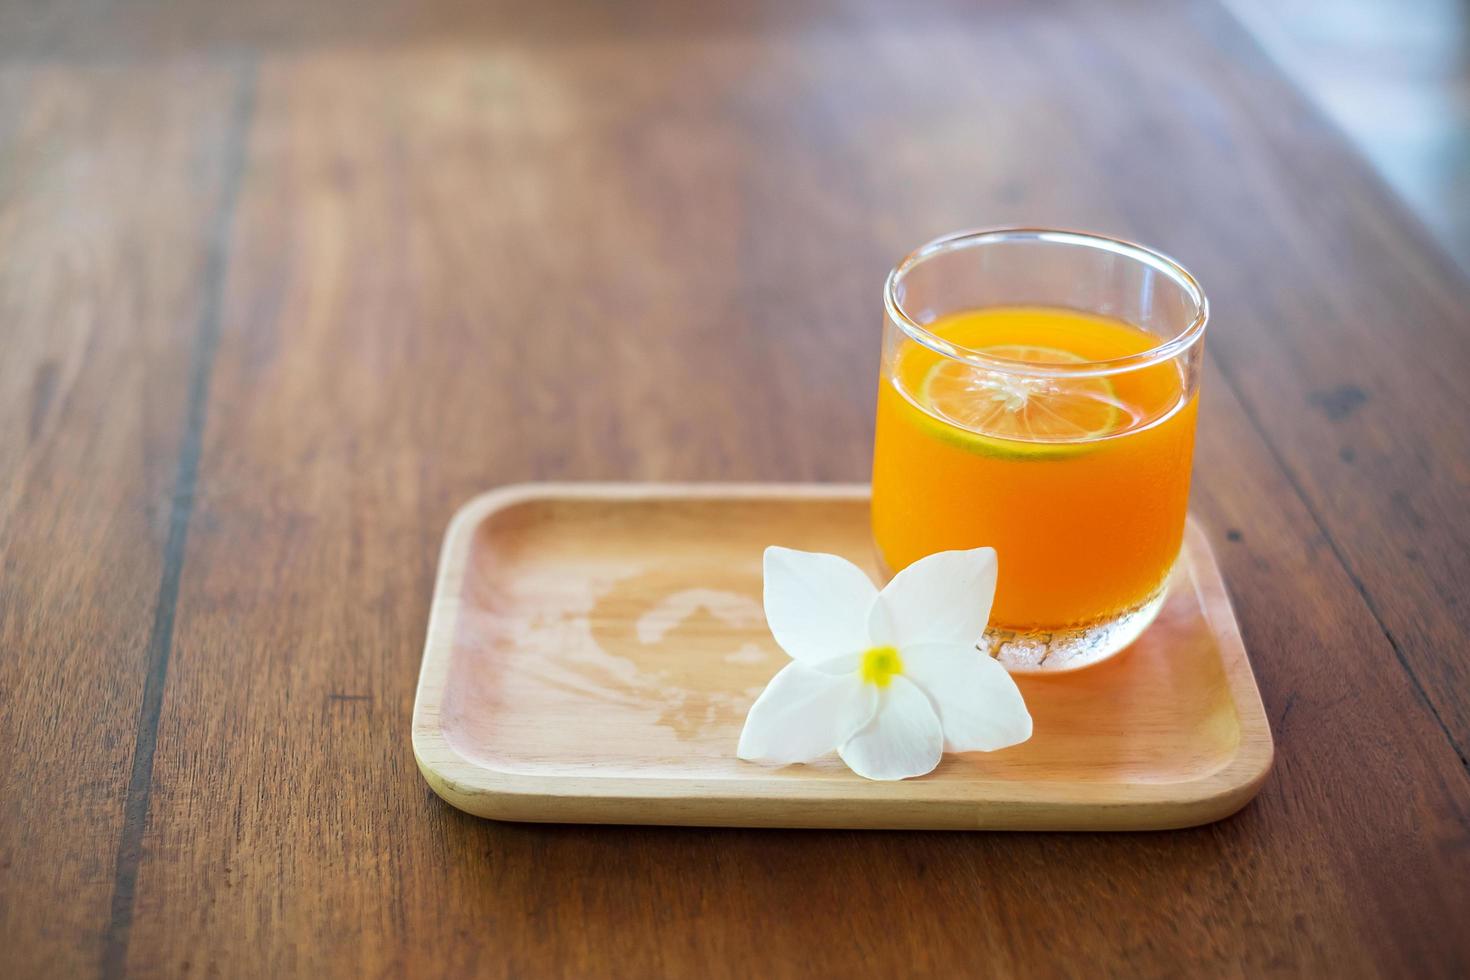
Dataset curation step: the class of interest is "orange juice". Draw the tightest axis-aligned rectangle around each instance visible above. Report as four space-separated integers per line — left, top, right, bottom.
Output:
872 306 1197 631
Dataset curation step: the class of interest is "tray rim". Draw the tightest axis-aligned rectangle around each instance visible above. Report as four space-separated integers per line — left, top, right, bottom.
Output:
412 482 1274 830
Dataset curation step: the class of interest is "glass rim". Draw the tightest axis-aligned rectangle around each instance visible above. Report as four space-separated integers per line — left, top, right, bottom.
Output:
883 227 1209 379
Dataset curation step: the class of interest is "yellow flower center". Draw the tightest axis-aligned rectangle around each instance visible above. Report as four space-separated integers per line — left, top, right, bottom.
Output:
860 646 904 687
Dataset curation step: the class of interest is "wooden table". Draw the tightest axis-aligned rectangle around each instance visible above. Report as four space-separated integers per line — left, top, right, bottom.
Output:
3 1 1468 975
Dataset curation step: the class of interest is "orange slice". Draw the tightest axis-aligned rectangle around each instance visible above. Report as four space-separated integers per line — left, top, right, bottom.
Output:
914 345 1126 459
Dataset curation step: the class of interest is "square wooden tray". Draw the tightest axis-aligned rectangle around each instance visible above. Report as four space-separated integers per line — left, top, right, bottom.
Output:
412 483 1273 830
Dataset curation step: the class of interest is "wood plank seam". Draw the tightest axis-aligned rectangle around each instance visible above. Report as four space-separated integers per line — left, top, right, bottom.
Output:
99 59 258 978
1212 350 1470 777
1116 0 1470 780
1208 0 1470 776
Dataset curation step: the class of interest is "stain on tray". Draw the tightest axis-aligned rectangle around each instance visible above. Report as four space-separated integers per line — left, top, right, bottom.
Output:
579 567 779 741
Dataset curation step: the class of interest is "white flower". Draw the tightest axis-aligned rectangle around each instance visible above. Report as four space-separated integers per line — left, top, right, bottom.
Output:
737 546 1031 780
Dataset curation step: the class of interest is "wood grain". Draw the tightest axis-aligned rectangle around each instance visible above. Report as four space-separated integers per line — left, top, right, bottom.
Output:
0 0 1467 976
414 484 1272 830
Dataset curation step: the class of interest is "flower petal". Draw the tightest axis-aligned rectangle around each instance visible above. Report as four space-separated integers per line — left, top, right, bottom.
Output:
874 547 997 648
866 591 896 648
836 676 943 780
737 663 877 765
902 642 1032 752
763 546 879 664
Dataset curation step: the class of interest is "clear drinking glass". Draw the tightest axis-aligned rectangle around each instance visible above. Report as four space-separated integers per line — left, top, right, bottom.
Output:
871 229 1208 672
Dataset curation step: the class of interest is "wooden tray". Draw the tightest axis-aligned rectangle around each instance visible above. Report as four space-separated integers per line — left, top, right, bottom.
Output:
412 483 1273 830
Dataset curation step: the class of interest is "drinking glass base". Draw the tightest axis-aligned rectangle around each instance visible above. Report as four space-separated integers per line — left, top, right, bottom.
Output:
984 583 1169 674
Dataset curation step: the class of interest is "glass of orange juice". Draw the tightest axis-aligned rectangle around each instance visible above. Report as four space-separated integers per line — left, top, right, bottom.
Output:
872 229 1208 672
